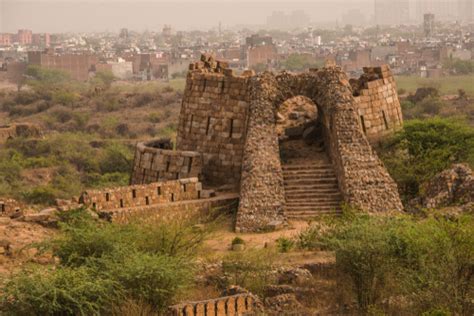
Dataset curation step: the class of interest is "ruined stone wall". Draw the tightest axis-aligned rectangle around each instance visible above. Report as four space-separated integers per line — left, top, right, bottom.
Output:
0 198 22 217
99 194 239 224
236 74 286 232
352 65 403 143
0 124 42 144
275 68 404 214
168 293 259 316
176 55 251 188
130 140 202 185
80 178 201 211
236 67 403 230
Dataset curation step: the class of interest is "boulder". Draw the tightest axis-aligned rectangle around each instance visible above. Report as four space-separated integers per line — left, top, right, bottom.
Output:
277 267 313 285
420 164 474 209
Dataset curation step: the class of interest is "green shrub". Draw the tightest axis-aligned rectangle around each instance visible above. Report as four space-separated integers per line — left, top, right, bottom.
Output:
98 143 132 174
106 252 192 311
0 266 121 316
380 117 474 201
222 248 277 296
22 185 58 205
231 236 245 246
276 237 295 253
303 211 474 314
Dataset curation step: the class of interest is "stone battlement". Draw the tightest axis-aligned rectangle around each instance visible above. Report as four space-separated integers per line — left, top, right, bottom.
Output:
80 178 202 211
0 123 42 144
130 139 203 185
168 293 261 316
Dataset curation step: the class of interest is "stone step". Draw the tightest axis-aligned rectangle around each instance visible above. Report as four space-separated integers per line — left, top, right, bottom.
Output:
284 185 339 191
285 191 341 197
283 169 336 176
282 164 333 171
283 174 337 181
285 198 342 204
285 206 342 212
286 202 342 207
286 211 341 219
284 179 338 186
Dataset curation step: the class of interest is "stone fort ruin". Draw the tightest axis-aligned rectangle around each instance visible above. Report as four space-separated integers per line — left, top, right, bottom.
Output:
130 54 404 232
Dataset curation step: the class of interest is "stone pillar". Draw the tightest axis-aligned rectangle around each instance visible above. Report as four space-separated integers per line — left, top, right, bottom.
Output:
236 73 286 232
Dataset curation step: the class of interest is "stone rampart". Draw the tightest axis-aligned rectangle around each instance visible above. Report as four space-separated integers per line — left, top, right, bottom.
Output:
98 194 239 224
176 54 251 188
80 178 202 211
0 198 22 217
235 66 403 231
352 66 403 143
168 293 259 316
130 139 202 185
0 124 42 144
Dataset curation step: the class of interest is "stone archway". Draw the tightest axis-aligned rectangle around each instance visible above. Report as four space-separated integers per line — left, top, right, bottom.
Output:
236 68 403 232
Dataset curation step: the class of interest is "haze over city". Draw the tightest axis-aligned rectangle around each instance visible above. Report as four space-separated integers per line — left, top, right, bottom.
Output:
1 0 472 32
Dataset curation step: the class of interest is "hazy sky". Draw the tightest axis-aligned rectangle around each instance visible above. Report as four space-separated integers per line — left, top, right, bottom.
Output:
0 0 380 33
0 0 463 33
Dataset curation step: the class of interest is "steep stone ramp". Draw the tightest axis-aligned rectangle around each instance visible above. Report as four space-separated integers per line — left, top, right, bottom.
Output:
281 142 342 219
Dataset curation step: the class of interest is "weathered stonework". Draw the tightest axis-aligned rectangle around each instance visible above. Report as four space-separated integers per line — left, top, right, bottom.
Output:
168 293 262 316
175 55 251 188
130 139 203 185
0 123 42 144
0 198 22 217
131 54 404 232
80 178 202 211
351 66 403 143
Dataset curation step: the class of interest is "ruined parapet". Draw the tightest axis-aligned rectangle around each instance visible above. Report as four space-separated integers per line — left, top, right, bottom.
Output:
167 293 262 316
236 73 287 232
130 140 202 185
176 54 251 188
0 124 42 144
0 198 22 217
351 65 403 143
80 178 202 211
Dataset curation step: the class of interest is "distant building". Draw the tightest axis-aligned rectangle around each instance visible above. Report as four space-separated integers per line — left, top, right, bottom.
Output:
17 29 32 45
375 0 409 25
28 50 98 81
0 34 12 46
32 33 51 47
416 0 458 22
424 13 435 37
119 28 129 39
244 35 278 68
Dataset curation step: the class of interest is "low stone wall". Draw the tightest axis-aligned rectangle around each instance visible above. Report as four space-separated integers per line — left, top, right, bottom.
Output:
130 140 203 185
0 198 22 217
353 66 403 143
0 124 42 144
80 178 202 211
98 194 239 224
168 293 259 316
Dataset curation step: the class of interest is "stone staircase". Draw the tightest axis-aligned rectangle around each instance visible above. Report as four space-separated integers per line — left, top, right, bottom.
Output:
282 152 343 219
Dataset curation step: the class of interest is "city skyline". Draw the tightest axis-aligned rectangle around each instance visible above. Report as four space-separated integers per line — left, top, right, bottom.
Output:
1 0 472 33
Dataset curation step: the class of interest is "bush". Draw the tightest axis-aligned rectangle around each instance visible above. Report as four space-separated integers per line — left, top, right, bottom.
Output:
380 117 474 201
107 252 192 311
231 236 245 246
300 211 474 314
276 237 295 253
0 266 121 316
22 185 58 205
98 143 133 174
222 248 277 296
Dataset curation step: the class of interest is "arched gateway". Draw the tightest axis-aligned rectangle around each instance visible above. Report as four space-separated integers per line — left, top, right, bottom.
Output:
131 54 404 232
